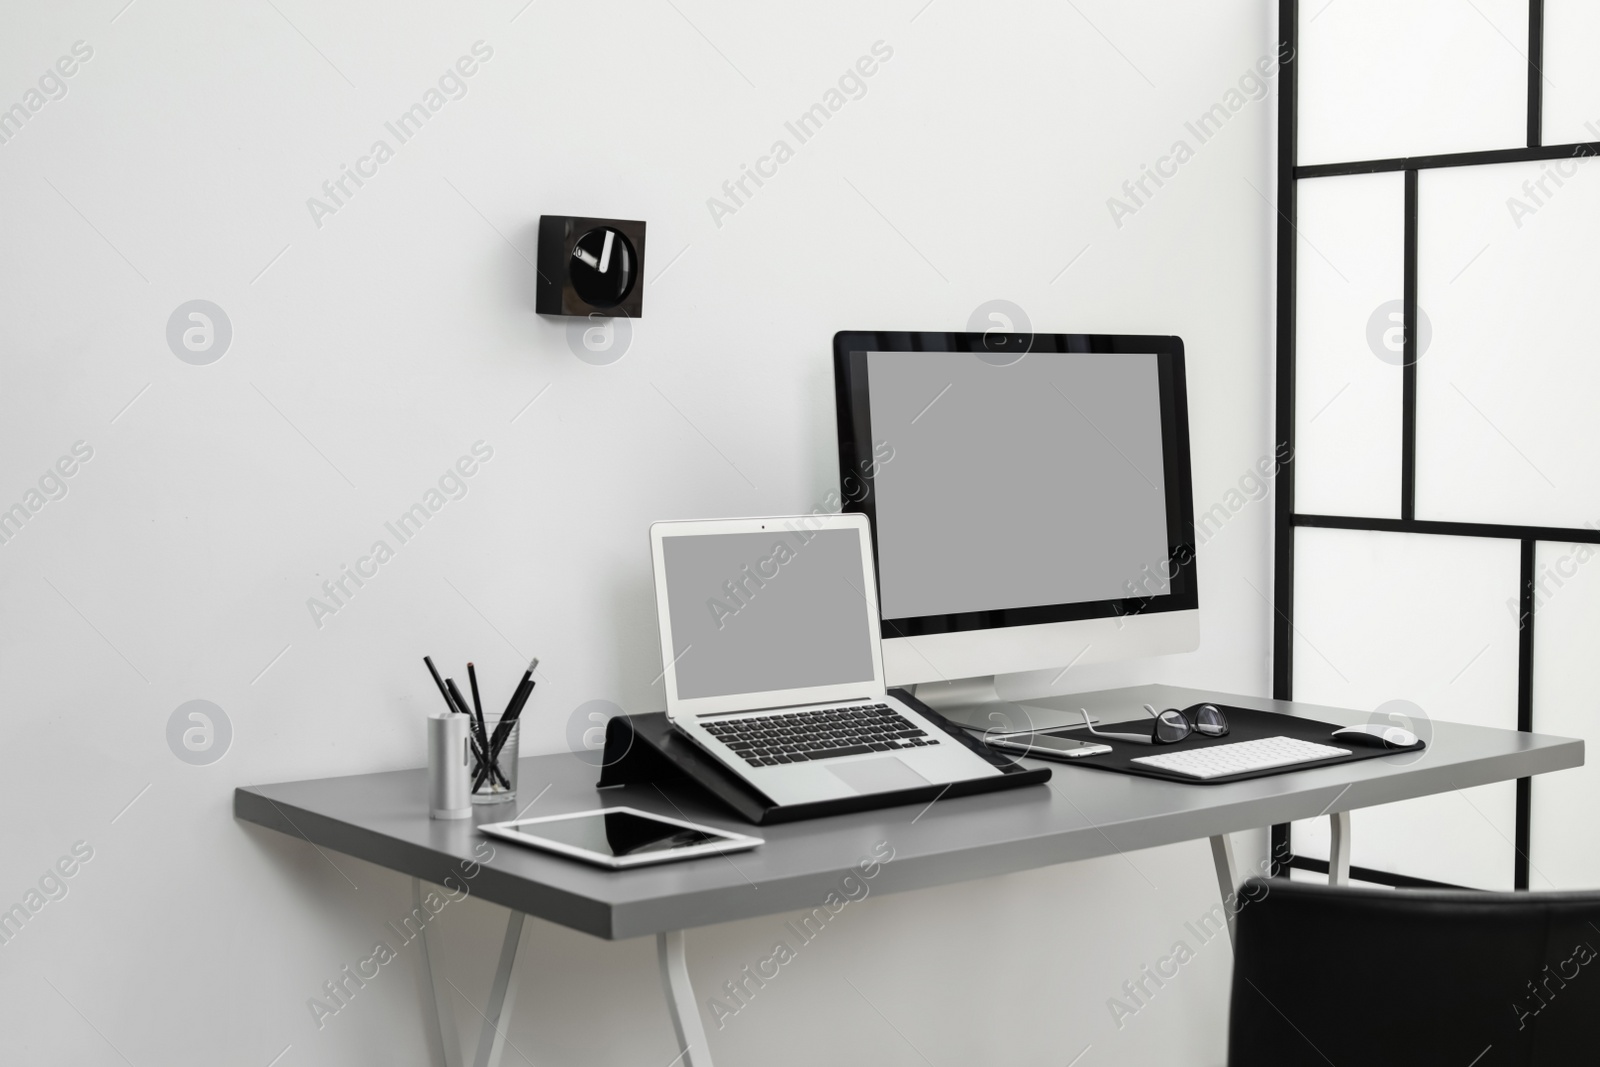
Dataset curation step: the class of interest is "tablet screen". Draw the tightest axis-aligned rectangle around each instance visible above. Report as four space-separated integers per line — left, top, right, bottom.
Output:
517 810 723 857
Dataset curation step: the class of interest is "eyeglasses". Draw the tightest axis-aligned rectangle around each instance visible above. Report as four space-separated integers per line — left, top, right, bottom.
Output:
1076 703 1230 746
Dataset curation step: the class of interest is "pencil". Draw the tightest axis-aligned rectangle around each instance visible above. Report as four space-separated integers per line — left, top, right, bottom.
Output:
467 662 484 717
477 656 539 789
422 656 456 715
500 656 540 719
428 658 504 789
467 661 489 746
448 676 506 789
442 676 470 716
466 661 498 785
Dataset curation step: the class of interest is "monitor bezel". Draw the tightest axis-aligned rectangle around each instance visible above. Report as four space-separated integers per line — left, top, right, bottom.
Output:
832 330 1198 641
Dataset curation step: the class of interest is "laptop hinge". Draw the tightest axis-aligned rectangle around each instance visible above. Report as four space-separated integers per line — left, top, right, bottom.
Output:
700 696 880 718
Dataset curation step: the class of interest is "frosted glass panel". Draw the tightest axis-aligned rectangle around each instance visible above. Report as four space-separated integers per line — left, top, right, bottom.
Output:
1416 162 1600 526
1298 0 1527 165
1542 2 1600 145
1294 172 1403 518
1530 540 1600 889
1291 527 1520 889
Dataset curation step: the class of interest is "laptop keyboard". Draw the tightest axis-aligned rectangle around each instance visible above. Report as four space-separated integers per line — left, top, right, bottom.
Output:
704 703 939 766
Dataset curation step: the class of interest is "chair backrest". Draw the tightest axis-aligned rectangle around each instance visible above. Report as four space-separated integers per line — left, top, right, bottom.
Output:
1229 877 1600 1066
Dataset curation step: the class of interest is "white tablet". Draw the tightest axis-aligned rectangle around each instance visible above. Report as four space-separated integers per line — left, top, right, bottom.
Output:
477 807 763 869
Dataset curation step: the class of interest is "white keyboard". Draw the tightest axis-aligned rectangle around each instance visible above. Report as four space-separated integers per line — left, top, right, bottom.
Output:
1132 736 1351 779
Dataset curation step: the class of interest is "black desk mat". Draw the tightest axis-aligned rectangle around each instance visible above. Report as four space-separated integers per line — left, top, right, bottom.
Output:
1030 703 1423 785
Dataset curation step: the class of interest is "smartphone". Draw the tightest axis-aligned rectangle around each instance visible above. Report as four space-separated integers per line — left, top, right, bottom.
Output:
985 731 1113 760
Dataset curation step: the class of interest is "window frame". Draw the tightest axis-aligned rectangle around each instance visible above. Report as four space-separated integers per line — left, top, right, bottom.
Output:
1272 0 1581 890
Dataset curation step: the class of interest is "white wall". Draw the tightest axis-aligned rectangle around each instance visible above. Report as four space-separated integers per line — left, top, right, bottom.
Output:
0 2 1275 1064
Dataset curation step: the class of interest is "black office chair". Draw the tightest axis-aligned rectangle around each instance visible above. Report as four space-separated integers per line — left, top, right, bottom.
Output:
1229 877 1600 1066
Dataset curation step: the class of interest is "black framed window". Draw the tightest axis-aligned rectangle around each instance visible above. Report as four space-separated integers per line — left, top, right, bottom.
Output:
1274 0 1600 890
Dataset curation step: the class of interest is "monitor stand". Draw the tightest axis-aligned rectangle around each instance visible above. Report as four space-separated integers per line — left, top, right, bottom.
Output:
910 676 1100 735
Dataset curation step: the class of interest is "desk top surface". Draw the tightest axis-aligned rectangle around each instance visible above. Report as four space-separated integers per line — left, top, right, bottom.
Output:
234 685 1583 939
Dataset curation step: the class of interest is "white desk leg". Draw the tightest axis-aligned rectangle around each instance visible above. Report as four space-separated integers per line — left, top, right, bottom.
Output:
1208 834 1239 946
473 910 529 1067
414 879 529 1067
415 878 464 1067
1328 810 1352 886
657 930 714 1067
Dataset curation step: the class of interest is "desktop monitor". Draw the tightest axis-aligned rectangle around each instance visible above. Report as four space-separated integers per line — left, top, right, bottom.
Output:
832 331 1198 717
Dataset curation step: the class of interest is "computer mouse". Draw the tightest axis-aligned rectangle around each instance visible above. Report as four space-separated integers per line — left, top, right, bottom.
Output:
1332 724 1418 749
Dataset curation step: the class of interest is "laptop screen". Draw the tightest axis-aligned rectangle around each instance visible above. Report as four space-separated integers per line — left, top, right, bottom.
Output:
660 528 877 701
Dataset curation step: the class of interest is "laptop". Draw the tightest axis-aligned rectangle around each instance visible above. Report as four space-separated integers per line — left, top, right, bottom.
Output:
649 514 1002 806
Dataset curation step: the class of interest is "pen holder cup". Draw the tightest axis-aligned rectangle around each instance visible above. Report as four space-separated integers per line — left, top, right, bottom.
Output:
470 716 519 805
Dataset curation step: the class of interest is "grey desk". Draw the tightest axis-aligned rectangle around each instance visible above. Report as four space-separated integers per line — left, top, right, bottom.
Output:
234 685 1583 1067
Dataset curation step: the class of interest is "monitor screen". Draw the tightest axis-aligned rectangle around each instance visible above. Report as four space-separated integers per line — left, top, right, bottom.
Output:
660 528 877 700
833 332 1196 649
863 350 1170 620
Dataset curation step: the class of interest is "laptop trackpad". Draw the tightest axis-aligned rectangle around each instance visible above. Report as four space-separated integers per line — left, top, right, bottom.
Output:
826 756 930 795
